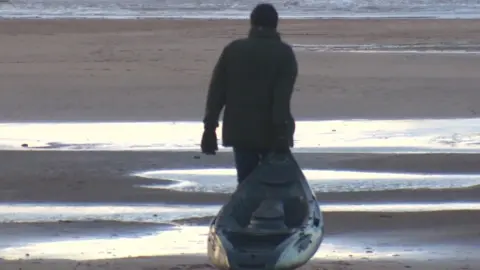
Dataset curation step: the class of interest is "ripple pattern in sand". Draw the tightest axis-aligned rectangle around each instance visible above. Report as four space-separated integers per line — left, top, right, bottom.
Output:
293 43 480 54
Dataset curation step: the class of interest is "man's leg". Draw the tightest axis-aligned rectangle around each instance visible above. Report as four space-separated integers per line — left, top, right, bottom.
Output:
233 147 263 184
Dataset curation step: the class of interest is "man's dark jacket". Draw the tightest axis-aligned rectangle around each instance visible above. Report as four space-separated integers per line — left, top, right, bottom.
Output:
203 27 298 149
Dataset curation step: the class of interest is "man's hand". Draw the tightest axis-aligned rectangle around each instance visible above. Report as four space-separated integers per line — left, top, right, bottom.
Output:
271 124 290 154
201 128 218 155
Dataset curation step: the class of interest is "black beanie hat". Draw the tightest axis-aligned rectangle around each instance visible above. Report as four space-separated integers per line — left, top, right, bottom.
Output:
250 3 278 29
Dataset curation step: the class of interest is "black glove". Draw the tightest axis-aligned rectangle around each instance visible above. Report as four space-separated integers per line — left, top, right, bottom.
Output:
201 128 218 155
271 124 290 154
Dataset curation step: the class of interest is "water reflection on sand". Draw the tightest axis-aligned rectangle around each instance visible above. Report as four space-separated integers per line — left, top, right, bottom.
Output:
1 118 480 153
0 225 471 261
3 202 480 224
134 168 480 193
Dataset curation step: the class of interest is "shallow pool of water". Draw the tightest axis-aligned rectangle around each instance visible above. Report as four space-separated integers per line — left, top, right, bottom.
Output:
1 118 480 153
1 201 479 261
0 203 220 223
2 202 480 224
134 168 480 193
0 225 471 261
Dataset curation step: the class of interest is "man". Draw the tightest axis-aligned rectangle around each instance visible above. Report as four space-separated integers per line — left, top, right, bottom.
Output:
200 3 298 184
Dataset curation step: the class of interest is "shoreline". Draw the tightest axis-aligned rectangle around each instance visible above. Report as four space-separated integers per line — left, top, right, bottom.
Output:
2 17 480 37
1 14 480 21
3 17 480 20
2 17 480 25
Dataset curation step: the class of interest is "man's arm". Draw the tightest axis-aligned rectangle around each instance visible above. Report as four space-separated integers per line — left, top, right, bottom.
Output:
203 47 229 130
272 46 298 129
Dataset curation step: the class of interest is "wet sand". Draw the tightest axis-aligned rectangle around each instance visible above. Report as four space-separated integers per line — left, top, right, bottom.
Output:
3 118 480 152
2 151 480 204
1 19 480 121
2 256 479 270
1 18 480 269
2 211 480 270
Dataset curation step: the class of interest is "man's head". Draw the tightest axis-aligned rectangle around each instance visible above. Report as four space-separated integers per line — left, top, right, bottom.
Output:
250 3 278 30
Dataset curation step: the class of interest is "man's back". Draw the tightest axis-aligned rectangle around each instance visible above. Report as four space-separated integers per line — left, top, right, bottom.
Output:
224 29 291 109
201 3 298 164
204 27 298 149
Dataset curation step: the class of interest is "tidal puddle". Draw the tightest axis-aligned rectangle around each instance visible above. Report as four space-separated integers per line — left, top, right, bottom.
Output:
0 226 209 260
3 202 480 224
0 225 466 261
133 168 480 193
1 202 479 260
1 118 480 153
0 203 220 223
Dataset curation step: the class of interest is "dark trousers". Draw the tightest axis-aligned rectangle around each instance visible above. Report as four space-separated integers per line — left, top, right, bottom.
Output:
233 147 270 184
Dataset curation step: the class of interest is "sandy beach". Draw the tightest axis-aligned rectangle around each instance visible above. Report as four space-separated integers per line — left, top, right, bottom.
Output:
1 18 480 270
2 19 480 121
